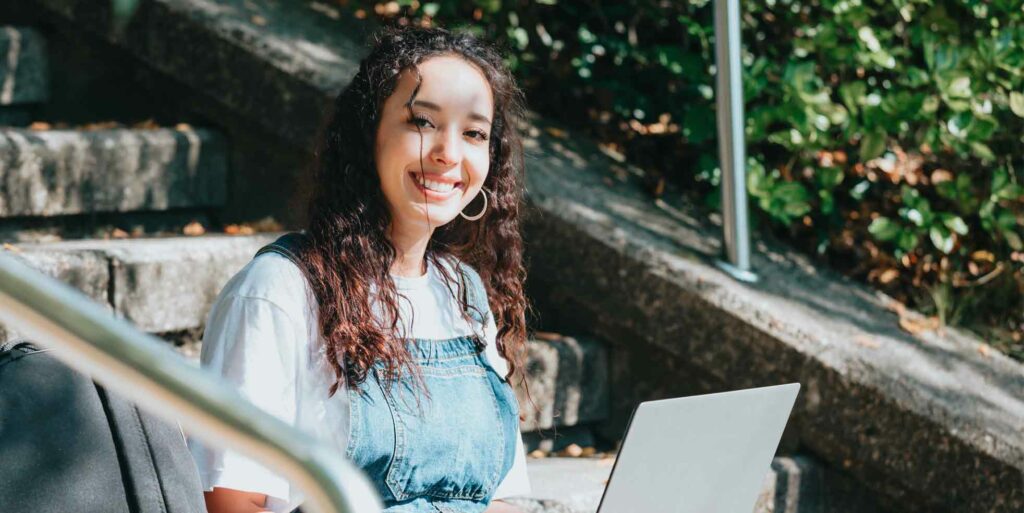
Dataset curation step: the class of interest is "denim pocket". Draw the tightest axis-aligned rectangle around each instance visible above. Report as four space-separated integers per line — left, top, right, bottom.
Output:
381 361 505 501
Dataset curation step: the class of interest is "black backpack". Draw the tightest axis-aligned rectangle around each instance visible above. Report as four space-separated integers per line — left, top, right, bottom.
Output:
0 342 207 513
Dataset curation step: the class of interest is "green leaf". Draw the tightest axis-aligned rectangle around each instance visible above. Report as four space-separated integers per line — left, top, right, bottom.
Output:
947 76 972 97
850 180 871 200
1005 231 1023 251
941 214 969 235
996 209 1019 231
901 185 921 206
1010 92 1024 118
860 129 887 160
970 142 996 162
839 82 867 116
929 225 955 254
868 217 901 241
991 167 1009 195
930 43 960 72
775 182 811 205
904 207 926 226
904 67 931 88
996 183 1024 201
819 189 835 214
969 117 998 142
947 112 972 139
817 166 844 189
898 230 920 252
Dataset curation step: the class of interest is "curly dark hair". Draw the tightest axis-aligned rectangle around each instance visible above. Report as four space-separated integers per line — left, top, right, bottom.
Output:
298 25 530 396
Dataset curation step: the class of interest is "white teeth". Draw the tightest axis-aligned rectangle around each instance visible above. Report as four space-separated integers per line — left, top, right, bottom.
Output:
416 176 456 193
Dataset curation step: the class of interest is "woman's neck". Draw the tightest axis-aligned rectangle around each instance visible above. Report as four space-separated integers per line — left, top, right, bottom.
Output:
387 221 433 277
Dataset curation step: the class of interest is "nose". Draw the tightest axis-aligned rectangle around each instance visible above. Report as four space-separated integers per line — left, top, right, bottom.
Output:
429 128 462 167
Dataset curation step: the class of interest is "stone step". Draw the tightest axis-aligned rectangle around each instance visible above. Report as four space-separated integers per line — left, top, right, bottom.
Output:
3 234 610 433
517 333 608 432
6 233 277 333
506 455 884 513
0 127 227 218
0 27 49 113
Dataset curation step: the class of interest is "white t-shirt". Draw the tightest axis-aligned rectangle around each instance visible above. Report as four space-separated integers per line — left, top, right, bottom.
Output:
187 252 531 512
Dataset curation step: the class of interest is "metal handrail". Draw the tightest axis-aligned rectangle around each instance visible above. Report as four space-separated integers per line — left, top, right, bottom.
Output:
713 0 759 283
0 252 383 513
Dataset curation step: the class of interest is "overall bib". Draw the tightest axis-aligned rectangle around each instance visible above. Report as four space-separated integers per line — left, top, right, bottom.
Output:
257 234 519 513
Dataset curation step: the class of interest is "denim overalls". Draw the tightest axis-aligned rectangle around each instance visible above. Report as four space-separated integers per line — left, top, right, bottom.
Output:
257 234 519 513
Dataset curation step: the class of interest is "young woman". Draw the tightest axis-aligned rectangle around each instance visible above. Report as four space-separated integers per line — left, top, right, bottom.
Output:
189 26 532 513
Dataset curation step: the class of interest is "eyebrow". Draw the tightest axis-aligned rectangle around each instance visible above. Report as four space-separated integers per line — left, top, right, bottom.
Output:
412 100 492 125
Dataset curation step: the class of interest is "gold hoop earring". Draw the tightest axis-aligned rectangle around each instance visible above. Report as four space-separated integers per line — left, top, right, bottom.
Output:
460 188 489 221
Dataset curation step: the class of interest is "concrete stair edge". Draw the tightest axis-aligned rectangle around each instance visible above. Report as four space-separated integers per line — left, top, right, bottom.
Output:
0 127 228 217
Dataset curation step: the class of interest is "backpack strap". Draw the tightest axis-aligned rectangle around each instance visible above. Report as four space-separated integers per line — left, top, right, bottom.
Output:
254 232 308 265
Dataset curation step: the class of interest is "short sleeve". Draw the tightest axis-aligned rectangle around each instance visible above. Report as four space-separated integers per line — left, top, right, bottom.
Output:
187 292 300 509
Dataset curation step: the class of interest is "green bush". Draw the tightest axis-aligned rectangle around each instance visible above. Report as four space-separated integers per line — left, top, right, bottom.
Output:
359 0 1024 355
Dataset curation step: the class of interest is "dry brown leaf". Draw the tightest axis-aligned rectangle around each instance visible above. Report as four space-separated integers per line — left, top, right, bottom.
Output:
580 446 597 457
248 216 283 232
224 224 255 236
545 127 567 139
2 243 21 253
111 228 129 239
175 123 193 132
855 335 881 349
878 268 900 284
134 119 159 130
183 221 206 236
653 177 666 197
971 250 996 263
559 444 584 457
930 169 953 184
884 298 907 316
533 331 562 342
898 315 940 335
28 121 51 131
83 121 119 131
309 1 341 19
977 344 991 357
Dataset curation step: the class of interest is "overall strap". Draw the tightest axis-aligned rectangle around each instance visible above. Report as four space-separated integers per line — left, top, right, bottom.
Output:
254 232 308 265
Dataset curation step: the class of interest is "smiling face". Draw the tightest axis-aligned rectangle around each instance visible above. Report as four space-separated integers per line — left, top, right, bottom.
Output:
374 54 495 236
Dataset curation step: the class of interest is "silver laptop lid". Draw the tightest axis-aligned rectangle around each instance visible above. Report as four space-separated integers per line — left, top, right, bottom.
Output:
598 383 800 513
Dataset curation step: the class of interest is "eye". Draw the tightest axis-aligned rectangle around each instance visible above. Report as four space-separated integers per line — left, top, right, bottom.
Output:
408 115 435 129
466 129 489 142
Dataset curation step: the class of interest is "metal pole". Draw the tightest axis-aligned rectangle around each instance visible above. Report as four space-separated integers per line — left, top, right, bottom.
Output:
0 252 383 513
713 0 758 283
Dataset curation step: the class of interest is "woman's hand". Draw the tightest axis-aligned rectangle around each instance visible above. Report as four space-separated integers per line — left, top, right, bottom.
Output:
204 487 271 513
485 499 525 513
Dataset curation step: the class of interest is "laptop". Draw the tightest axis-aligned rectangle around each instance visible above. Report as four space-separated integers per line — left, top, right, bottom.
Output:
596 383 801 513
